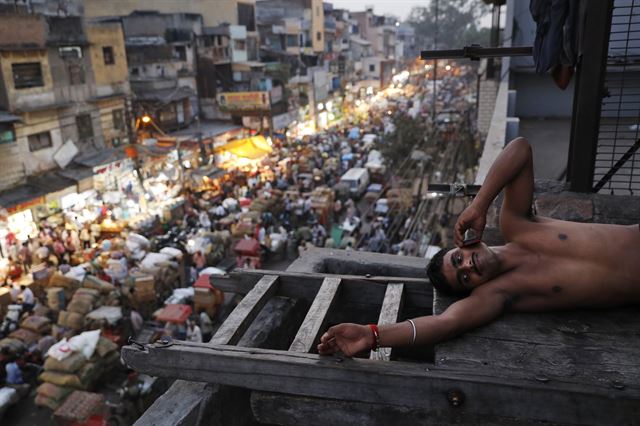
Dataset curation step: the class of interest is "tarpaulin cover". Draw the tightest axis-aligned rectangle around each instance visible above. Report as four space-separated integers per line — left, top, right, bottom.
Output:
215 136 273 159
194 274 213 290
234 238 260 255
155 304 192 323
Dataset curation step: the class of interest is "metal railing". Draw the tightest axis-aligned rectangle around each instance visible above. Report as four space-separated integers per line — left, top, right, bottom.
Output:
593 0 640 194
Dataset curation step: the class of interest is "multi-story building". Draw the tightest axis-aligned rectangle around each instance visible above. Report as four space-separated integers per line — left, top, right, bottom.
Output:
396 23 417 60
0 10 132 235
352 8 398 60
117 11 202 131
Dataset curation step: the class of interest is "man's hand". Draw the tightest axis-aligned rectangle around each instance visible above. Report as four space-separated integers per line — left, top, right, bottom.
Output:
454 204 487 247
317 323 374 356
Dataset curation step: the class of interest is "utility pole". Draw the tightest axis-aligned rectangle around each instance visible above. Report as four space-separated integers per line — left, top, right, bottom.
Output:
431 0 438 122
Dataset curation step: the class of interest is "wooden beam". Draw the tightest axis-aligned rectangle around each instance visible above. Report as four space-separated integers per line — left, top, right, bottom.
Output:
289 277 341 353
370 283 404 361
121 341 640 425
215 269 431 310
210 274 279 345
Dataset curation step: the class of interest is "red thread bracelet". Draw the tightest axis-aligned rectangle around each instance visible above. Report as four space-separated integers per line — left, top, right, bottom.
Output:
368 324 380 351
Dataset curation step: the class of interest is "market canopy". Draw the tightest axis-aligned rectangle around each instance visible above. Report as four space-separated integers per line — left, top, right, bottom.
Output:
214 135 272 160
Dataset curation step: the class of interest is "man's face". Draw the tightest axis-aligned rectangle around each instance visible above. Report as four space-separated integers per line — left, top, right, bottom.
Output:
442 242 500 292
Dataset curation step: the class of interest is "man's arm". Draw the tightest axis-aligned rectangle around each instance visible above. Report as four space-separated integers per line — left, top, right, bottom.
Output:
454 137 534 245
318 288 508 356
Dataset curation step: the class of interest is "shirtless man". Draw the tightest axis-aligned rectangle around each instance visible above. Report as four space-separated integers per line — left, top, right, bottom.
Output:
318 137 640 356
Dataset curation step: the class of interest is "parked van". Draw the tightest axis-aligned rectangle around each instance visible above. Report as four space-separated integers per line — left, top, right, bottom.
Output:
339 168 370 198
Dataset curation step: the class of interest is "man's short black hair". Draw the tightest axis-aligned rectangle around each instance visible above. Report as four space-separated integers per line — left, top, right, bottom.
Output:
426 248 470 297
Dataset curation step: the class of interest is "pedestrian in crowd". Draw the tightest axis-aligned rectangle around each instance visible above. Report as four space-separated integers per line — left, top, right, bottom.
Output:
193 250 206 273
19 285 34 313
186 318 202 343
18 242 32 273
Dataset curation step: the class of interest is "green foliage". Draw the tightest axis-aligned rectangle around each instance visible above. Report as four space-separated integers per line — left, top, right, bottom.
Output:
380 114 429 170
408 0 491 50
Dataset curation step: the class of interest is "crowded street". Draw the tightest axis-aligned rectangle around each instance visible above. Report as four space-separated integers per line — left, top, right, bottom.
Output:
0 0 496 422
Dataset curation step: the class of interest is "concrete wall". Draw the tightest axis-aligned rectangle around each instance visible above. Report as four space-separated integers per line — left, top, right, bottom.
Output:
85 0 253 27
14 109 64 175
310 0 324 53
0 14 46 48
0 138 25 191
0 50 56 112
513 73 574 118
477 76 499 137
86 23 130 91
96 97 129 148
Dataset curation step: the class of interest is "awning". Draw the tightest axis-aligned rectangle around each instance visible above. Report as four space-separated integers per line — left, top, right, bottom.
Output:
0 184 46 213
214 135 272 159
0 110 21 123
57 165 94 193
27 171 77 195
232 61 266 72
73 147 127 169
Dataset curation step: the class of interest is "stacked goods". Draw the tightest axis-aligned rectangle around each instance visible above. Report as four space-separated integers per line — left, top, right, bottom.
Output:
48 273 81 303
31 264 53 297
194 287 222 318
82 275 115 295
7 315 52 349
57 288 100 332
35 383 73 411
46 288 66 312
38 330 115 395
0 337 25 356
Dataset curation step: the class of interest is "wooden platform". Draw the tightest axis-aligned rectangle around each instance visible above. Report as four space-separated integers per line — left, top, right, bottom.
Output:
122 268 640 425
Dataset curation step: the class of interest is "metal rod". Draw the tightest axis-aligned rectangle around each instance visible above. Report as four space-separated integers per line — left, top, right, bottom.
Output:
593 138 640 191
421 46 532 60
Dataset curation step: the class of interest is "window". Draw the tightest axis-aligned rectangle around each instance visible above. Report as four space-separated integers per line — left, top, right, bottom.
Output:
316 32 322 42
112 109 125 131
76 114 94 140
234 40 246 50
68 63 85 85
28 131 52 152
131 67 139 76
237 3 255 31
59 46 82 59
173 45 187 61
103 46 115 65
12 63 44 89
286 35 299 47
369 64 376 72
0 123 15 144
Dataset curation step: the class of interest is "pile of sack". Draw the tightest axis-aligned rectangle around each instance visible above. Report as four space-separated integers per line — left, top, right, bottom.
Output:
6 315 52 348
36 330 119 410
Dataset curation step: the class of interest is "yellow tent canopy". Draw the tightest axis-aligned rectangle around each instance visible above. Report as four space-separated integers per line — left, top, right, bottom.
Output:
214 135 273 159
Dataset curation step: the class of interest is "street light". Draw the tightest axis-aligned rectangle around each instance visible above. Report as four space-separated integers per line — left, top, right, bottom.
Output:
141 115 152 124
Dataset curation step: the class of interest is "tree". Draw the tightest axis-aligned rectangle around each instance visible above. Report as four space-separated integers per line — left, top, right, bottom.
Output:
408 0 491 50
380 113 429 171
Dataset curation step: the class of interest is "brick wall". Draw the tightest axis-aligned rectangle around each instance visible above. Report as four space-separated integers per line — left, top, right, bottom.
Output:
477 77 499 138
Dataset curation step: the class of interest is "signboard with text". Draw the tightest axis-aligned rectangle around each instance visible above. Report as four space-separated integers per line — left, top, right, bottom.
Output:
216 92 271 113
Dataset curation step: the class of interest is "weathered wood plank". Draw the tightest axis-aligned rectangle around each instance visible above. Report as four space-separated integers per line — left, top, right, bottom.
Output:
121 341 640 425
370 283 405 361
215 269 431 310
134 380 209 426
211 275 279 345
250 392 544 426
289 277 341 353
